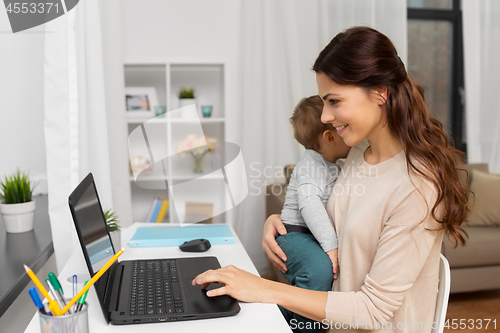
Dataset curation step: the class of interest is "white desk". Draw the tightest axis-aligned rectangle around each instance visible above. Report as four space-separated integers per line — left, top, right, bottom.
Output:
24 223 292 333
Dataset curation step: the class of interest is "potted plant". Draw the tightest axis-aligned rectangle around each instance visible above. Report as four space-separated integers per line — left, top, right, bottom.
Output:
104 208 121 249
178 87 196 110
0 170 37 233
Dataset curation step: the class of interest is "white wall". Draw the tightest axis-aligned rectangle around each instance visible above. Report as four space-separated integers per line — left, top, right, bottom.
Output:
0 10 47 194
122 0 240 61
121 0 241 146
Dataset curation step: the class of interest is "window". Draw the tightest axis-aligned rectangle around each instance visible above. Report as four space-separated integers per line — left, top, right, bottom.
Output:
407 0 465 153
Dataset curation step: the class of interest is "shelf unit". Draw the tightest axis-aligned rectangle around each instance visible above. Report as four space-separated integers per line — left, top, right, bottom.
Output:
124 60 231 225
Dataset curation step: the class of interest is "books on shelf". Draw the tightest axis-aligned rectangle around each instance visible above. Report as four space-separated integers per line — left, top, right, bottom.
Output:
156 199 169 223
145 197 169 223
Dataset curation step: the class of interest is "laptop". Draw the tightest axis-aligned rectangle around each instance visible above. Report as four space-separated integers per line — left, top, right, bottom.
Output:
68 173 240 325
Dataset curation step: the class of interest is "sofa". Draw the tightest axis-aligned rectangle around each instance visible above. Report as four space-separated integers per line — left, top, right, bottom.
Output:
442 163 500 293
265 164 500 293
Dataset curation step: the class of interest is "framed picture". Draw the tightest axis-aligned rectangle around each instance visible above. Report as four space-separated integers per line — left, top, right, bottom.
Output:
125 87 159 118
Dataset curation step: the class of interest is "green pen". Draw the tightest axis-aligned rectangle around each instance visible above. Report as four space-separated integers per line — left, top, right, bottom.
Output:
76 281 89 312
48 272 67 307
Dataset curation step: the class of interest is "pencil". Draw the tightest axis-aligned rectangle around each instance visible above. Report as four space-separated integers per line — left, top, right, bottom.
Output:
61 249 124 314
24 264 63 316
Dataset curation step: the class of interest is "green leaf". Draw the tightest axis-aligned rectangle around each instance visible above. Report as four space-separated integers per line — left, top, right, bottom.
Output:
178 87 195 99
0 170 36 204
104 208 121 232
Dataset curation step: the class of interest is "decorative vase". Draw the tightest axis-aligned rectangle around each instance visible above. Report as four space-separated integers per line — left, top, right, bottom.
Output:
201 105 213 118
179 98 196 108
179 98 197 119
191 152 206 173
0 199 36 233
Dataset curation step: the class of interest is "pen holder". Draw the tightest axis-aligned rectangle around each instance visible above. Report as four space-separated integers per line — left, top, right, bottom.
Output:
39 300 88 333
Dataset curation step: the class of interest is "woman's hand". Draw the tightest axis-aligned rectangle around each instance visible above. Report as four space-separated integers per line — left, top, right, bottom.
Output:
262 214 288 273
192 265 275 303
193 265 329 323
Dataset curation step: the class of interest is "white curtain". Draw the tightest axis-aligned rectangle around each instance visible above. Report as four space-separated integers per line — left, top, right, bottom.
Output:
235 0 407 274
44 0 113 270
463 0 500 173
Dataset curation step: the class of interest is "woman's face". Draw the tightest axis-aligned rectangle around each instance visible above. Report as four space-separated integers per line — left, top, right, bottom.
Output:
316 72 386 147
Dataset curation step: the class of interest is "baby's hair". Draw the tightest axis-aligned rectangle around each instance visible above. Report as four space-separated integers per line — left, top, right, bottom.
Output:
290 95 334 152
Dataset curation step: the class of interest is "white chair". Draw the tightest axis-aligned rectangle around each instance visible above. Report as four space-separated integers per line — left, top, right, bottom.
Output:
432 254 451 333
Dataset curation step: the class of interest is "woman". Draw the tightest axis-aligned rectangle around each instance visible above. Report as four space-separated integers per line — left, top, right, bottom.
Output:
192 27 470 332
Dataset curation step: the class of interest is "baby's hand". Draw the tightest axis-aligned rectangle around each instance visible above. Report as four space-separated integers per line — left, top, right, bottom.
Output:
326 249 339 280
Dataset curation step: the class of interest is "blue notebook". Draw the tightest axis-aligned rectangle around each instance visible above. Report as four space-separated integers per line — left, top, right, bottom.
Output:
129 224 234 247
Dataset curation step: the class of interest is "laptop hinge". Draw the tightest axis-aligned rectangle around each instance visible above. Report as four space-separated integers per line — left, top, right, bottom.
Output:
108 264 124 312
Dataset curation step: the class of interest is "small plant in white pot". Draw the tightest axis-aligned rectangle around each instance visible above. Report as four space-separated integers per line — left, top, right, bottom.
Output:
178 87 196 110
104 208 121 249
0 170 37 233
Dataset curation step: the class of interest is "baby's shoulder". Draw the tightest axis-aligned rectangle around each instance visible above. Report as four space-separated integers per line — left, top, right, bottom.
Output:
296 149 327 169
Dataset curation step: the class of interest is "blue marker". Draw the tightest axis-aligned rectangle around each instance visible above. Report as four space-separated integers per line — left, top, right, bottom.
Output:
28 287 49 315
73 275 78 312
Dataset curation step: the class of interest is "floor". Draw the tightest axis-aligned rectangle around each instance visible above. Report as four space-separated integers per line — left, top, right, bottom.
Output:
444 289 500 333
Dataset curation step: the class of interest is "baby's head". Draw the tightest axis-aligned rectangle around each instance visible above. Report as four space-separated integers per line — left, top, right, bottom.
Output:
290 96 350 162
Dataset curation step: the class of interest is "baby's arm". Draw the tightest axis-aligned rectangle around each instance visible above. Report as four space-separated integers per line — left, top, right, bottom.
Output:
326 249 339 280
297 182 338 265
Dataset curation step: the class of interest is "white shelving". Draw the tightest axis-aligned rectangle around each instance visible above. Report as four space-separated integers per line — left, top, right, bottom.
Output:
124 60 230 225
127 117 225 124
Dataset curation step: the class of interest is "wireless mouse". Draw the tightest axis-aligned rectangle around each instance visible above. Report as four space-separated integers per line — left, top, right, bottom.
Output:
179 239 211 252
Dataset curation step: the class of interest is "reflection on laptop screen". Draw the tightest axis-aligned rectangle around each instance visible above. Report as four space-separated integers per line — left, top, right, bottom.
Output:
72 181 115 273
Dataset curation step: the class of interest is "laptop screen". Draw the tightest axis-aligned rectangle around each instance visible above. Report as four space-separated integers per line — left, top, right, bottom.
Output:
69 173 117 323
70 178 115 273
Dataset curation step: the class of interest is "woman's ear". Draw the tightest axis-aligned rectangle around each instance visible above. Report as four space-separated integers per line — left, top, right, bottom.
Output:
371 86 388 105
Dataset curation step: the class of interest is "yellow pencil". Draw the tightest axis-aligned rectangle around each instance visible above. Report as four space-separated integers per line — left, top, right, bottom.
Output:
24 264 63 316
61 249 124 314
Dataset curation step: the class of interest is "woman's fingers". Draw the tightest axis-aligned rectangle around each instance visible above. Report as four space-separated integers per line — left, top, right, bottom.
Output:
192 269 229 297
192 265 273 303
263 214 288 272
192 269 226 288
272 215 288 236
205 285 228 297
262 239 288 273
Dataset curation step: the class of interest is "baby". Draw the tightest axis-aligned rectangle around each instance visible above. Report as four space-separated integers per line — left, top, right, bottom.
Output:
277 95 350 332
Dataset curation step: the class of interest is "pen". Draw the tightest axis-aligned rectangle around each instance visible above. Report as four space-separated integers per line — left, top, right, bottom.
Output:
48 272 67 309
28 287 47 315
61 249 124 314
45 279 69 315
23 264 62 316
76 281 89 312
43 303 52 316
73 275 77 312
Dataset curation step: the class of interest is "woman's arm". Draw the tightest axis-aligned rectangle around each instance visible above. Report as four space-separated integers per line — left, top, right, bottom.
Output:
192 265 328 322
262 214 289 273
195 188 443 328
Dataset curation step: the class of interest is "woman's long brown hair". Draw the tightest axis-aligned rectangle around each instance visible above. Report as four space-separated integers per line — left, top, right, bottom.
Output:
313 26 471 247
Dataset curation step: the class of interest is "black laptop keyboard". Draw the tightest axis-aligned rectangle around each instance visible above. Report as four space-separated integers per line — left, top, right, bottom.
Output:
129 260 184 316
